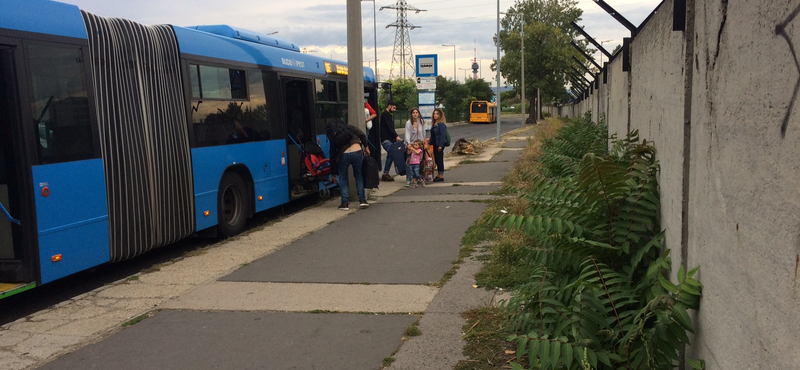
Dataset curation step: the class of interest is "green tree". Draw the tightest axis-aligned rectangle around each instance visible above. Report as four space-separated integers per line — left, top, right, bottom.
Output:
464 78 494 102
435 75 469 122
388 78 417 111
497 0 588 120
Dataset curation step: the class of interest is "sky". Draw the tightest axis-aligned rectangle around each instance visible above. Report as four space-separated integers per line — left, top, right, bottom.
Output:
56 0 663 84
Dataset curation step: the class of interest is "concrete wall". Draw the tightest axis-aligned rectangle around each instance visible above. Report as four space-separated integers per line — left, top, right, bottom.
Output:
628 2 686 270
547 0 800 367
606 53 629 138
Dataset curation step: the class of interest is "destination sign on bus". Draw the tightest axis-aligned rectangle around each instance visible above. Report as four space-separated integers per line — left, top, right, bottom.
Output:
324 61 348 76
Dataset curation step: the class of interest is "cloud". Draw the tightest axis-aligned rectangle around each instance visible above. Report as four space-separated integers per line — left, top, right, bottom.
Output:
58 0 661 81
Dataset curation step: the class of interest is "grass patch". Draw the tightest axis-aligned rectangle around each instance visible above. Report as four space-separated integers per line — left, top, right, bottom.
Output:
474 231 536 290
461 217 499 249
122 312 153 327
403 323 422 337
307 309 337 314
454 306 518 370
141 264 164 274
499 117 563 193
460 159 488 165
382 357 396 367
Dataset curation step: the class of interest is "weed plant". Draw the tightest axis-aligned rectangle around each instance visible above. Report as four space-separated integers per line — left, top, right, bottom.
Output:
480 113 704 370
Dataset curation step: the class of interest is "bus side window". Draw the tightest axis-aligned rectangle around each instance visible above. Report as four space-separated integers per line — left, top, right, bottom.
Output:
314 79 346 135
190 64 252 147
25 43 94 164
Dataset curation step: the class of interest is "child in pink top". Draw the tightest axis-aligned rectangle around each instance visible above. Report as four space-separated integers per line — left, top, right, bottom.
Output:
408 140 424 188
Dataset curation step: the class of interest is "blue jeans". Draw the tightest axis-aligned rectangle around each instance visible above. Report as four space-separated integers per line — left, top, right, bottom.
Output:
381 140 394 173
433 148 445 175
408 164 421 180
338 151 365 203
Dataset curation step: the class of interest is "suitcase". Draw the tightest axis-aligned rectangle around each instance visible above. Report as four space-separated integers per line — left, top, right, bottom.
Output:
391 141 407 176
362 155 380 189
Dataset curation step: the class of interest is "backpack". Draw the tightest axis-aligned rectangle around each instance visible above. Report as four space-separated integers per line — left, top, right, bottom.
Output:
325 119 354 148
436 124 451 147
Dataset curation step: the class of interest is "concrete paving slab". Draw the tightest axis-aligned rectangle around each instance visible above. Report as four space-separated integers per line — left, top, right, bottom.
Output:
0 352 36 370
162 282 438 313
36 311 417 370
387 312 467 370
444 161 516 183
490 149 523 163
503 140 530 148
391 185 500 197
378 194 496 203
425 255 495 314
221 202 486 285
388 254 496 370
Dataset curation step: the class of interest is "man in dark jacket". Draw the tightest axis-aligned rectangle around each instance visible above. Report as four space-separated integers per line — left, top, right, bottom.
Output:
329 123 370 210
379 100 401 181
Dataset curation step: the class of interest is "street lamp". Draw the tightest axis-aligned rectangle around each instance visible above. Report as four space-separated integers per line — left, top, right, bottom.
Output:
362 0 378 81
599 39 613 66
459 68 469 81
442 44 456 81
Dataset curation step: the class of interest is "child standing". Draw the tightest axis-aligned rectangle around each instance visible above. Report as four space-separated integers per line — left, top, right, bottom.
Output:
407 140 424 188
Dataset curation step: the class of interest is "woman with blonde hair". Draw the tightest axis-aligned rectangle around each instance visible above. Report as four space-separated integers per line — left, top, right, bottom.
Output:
403 107 426 186
429 108 448 182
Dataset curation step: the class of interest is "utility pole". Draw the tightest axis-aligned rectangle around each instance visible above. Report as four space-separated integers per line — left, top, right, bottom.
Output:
496 0 501 142
519 12 525 126
347 0 365 132
381 1 425 79
347 0 365 201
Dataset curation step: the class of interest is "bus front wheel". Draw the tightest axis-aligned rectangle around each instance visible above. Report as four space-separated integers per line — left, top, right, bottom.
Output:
217 172 248 237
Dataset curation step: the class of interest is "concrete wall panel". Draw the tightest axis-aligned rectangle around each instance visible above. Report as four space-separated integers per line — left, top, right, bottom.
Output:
607 56 629 137
629 0 686 264
687 0 800 367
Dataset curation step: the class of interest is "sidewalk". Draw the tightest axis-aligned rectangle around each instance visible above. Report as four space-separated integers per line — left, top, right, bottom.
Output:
2 125 538 370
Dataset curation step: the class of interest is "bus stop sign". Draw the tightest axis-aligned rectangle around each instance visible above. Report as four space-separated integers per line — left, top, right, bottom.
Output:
415 54 437 77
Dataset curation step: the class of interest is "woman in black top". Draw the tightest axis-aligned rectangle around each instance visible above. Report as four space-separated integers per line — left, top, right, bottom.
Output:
429 108 448 182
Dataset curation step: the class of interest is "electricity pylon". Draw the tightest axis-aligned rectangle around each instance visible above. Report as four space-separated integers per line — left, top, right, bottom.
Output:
380 0 425 79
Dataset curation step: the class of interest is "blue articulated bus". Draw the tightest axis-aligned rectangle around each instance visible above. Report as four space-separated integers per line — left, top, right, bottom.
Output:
0 0 379 298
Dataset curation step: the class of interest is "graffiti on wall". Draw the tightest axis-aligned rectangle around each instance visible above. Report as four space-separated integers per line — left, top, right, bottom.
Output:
776 5 800 137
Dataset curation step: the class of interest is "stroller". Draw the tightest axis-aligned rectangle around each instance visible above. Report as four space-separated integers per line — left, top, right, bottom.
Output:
288 135 335 199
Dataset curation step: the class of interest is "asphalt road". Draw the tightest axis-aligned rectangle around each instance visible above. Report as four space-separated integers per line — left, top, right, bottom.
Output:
449 114 526 142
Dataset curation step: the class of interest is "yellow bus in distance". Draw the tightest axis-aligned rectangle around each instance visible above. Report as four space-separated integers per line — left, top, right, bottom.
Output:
469 101 497 123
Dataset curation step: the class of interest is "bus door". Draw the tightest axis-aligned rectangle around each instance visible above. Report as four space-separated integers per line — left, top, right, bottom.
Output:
281 78 315 196
24 41 109 286
0 43 36 296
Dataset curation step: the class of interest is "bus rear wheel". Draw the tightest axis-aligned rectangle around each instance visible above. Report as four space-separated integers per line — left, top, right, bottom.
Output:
217 172 248 237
